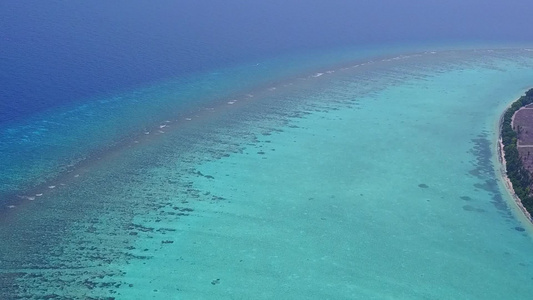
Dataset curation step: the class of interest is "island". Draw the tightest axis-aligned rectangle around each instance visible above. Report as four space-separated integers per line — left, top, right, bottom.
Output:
500 88 533 221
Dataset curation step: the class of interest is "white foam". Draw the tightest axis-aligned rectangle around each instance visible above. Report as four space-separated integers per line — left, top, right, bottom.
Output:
227 101 236 105
27 196 35 201
35 193 43 197
74 174 80 178
312 72 324 78
185 118 192 121
158 130 165 134
159 125 167 129
144 131 150 135
48 185 56 189
7 205 15 209
268 87 277 91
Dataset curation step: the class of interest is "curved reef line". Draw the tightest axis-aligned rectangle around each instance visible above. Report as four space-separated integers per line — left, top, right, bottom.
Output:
1 48 506 213
498 88 533 225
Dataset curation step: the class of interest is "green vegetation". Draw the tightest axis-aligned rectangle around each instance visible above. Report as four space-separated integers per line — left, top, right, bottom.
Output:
501 88 533 215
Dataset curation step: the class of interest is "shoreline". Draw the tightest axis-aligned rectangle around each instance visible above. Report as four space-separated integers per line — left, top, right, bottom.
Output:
497 94 533 226
497 137 533 223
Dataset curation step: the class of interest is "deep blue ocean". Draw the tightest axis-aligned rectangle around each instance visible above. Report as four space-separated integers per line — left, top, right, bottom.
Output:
2 1 533 299
2 0 532 123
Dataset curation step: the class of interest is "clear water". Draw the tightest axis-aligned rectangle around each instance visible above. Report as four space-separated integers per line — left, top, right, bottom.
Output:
2 48 533 299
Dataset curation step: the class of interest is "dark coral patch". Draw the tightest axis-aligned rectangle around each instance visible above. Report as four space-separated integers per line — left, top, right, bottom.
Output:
460 196 472 201
418 184 429 188
463 205 475 211
515 226 526 232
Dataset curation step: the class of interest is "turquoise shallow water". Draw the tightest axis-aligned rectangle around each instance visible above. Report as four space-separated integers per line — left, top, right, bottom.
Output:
2 48 533 299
